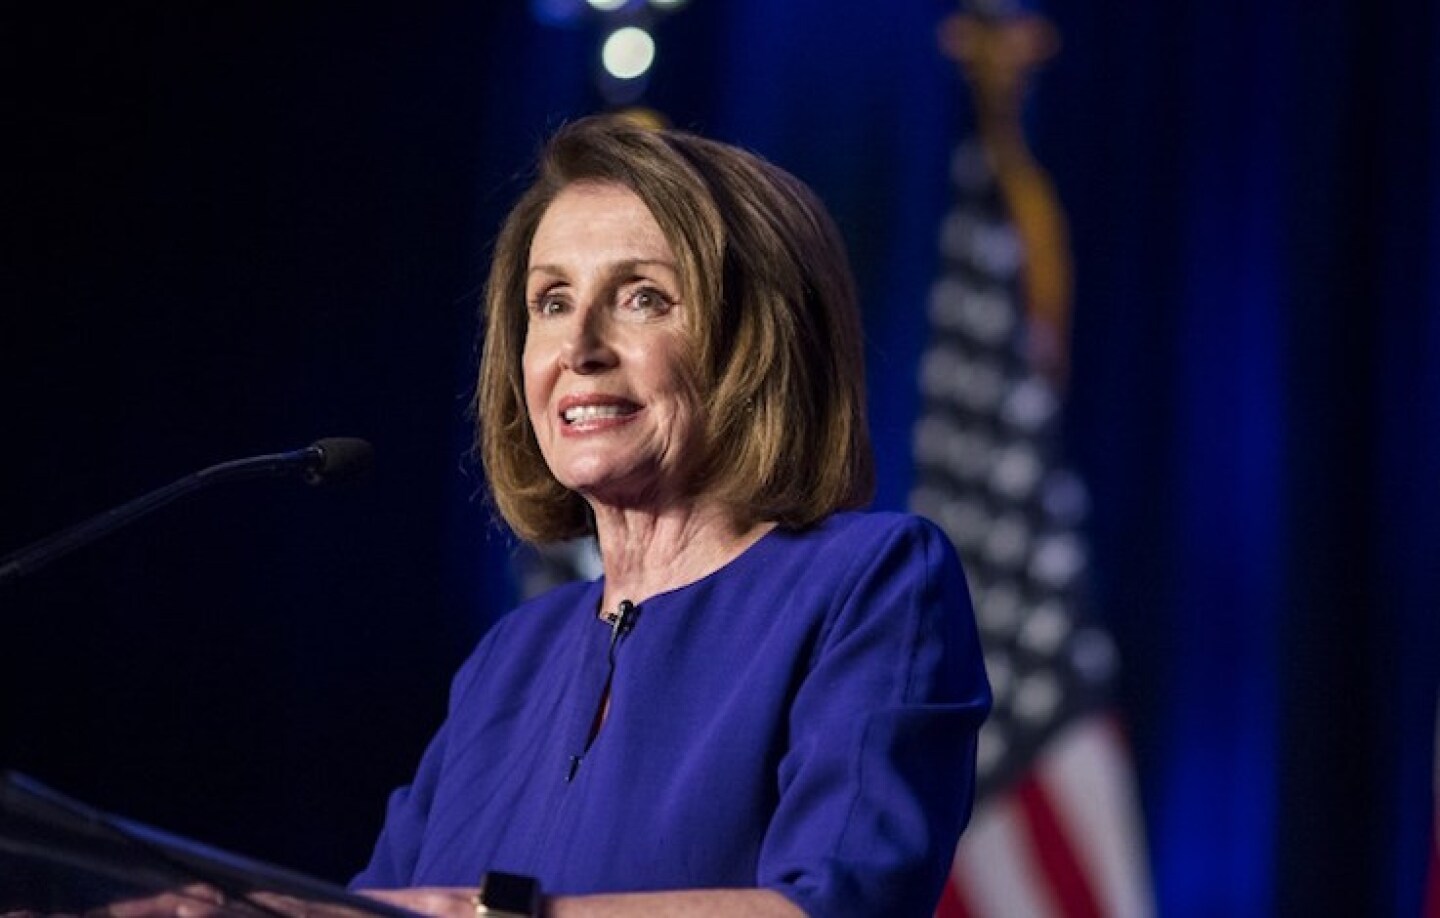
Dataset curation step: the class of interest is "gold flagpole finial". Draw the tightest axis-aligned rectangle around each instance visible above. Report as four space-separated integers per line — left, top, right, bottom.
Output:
940 9 1073 388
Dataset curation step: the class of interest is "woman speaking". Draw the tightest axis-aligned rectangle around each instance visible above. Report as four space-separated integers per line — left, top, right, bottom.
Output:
354 116 991 918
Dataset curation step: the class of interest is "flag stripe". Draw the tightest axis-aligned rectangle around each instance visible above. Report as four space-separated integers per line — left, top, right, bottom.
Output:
1016 775 1104 918
936 877 975 918
1038 716 1155 918
953 795 1062 918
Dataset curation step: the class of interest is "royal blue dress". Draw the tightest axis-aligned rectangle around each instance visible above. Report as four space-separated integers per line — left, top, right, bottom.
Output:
352 511 991 917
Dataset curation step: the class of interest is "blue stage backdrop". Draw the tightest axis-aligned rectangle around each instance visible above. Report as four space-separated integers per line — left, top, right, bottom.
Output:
1 3 1436 916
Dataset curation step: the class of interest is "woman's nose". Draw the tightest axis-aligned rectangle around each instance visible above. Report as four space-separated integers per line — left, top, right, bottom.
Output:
559 305 617 373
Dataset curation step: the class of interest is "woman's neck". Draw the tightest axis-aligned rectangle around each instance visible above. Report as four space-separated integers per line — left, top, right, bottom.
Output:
590 500 774 616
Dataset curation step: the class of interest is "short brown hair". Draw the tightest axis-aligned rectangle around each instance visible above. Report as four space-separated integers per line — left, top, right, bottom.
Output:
476 115 874 543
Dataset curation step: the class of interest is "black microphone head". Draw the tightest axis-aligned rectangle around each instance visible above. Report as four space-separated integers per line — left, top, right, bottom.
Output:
306 437 373 486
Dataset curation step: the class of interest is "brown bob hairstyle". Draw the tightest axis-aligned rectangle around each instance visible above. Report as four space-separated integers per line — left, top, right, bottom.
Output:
476 115 874 543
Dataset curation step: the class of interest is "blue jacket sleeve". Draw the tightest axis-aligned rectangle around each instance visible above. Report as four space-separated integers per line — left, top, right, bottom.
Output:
348 718 449 888
757 516 992 917
349 633 497 889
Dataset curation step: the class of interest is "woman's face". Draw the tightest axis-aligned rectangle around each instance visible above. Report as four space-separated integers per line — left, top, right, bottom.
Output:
522 181 701 512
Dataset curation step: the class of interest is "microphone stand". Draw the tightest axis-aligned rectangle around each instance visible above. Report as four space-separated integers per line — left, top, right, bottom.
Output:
0 439 370 588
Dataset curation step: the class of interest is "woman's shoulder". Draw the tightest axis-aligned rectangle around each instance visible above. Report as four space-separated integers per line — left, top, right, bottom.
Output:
746 510 964 607
440 578 593 702
448 577 598 688
489 576 598 639
784 509 953 556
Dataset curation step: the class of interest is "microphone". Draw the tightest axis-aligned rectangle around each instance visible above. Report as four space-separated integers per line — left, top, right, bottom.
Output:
0 437 373 587
608 599 638 641
604 598 638 661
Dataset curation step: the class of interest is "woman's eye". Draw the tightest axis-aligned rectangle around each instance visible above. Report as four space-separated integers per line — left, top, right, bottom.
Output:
530 294 566 316
626 286 671 314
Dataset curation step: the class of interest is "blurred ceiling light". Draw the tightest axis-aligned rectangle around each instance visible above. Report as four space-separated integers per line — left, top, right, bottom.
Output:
587 0 629 11
649 0 688 8
531 0 588 26
602 26 656 80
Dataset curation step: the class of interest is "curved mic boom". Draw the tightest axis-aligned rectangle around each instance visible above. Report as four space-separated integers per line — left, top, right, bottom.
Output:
0 438 374 587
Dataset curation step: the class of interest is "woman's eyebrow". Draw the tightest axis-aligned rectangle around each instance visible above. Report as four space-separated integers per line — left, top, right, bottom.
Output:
613 258 679 274
527 258 679 279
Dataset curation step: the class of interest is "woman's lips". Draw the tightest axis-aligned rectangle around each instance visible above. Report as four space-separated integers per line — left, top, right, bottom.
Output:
557 395 640 432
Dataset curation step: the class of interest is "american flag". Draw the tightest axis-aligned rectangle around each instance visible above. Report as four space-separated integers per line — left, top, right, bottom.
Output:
909 135 1154 918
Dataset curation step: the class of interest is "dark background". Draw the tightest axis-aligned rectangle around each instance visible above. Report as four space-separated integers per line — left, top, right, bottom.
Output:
2 3 1436 916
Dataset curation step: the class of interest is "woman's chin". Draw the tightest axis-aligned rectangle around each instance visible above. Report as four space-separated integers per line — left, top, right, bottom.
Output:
568 472 681 515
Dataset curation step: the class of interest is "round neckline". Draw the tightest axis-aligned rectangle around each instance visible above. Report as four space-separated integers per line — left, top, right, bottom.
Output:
594 520 784 616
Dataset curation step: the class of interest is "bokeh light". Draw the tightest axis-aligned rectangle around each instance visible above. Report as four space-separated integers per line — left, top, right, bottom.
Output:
601 26 656 80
